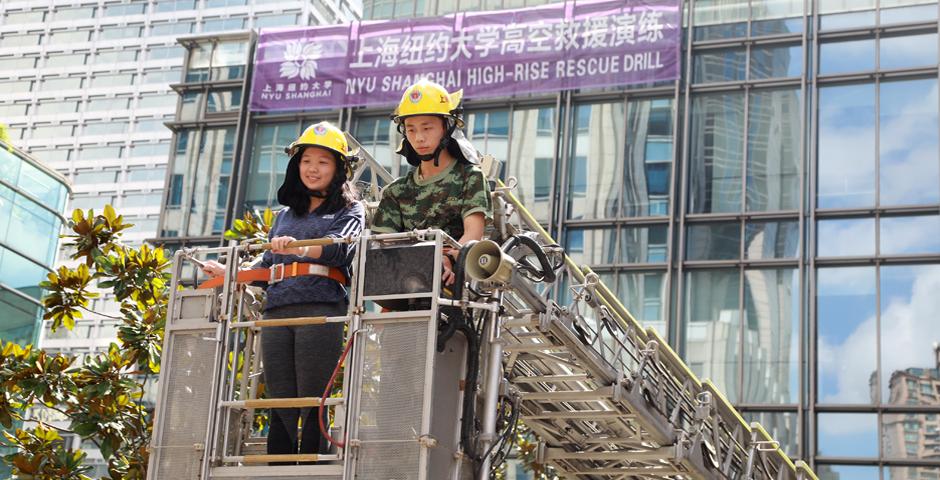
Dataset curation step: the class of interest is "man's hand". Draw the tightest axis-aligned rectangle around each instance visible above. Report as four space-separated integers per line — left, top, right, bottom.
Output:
201 260 226 278
270 236 302 255
442 254 456 286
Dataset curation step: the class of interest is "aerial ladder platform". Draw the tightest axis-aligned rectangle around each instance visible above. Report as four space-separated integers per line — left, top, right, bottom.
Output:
146 151 819 480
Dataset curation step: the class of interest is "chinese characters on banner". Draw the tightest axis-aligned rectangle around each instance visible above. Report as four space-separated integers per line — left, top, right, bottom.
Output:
250 0 680 112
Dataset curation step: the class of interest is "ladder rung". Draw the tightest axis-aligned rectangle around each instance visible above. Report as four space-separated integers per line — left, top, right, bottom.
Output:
524 410 632 420
231 316 349 328
520 387 613 402
222 397 343 409
503 344 568 353
569 467 682 475
211 464 344 477
511 374 590 384
546 446 674 461
226 453 340 464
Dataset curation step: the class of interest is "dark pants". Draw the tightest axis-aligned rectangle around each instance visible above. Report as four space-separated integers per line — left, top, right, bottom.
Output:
261 301 345 460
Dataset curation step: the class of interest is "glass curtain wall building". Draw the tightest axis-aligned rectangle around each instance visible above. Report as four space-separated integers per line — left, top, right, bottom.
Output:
156 0 940 478
0 140 70 346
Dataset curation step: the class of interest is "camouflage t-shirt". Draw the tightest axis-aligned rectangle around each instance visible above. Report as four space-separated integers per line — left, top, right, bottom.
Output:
371 160 492 240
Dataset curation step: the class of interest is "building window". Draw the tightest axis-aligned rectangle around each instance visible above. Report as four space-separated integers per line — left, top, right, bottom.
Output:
162 127 236 236
566 102 624 220
244 122 299 209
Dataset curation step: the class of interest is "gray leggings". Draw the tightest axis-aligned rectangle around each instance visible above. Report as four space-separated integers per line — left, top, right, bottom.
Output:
261 301 345 455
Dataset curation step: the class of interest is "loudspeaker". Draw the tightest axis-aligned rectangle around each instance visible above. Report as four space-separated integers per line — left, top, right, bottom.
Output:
465 240 515 284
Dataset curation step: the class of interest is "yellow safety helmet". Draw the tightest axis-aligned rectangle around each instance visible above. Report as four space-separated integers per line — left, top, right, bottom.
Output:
392 79 464 126
284 121 350 158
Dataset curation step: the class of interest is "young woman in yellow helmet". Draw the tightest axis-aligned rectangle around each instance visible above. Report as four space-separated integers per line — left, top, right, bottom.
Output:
371 79 492 285
202 121 364 461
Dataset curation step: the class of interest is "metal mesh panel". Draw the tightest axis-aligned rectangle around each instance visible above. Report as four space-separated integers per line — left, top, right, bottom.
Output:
357 442 422 480
151 331 218 479
357 321 429 441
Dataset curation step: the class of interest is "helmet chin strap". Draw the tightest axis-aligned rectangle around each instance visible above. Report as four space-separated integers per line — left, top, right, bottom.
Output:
415 122 456 167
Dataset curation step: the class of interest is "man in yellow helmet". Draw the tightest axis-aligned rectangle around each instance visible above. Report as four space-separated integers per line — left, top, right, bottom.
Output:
371 79 492 285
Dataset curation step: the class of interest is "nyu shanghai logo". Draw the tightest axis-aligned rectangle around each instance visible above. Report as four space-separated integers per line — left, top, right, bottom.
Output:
279 40 322 80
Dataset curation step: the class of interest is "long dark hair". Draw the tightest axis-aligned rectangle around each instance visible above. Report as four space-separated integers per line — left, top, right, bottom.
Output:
277 148 359 217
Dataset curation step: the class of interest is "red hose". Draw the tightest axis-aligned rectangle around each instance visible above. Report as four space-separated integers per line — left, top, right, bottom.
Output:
319 334 355 449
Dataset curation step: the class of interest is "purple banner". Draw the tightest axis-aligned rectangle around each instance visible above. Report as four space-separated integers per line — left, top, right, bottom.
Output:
250 0 680 112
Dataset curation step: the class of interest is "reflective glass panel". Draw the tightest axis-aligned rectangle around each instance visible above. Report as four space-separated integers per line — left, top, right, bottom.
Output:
742 268 799 404
817 465 879 480
816 267 877 404
880 34 938 70
817 413 878 457
881 3 938 24
693 49 746 84
686 222 741 260
744 220 799 259
885 466 940 480
689 93 745 214
352 116 398 183
624 98 673 217
244 123 298 209
565 228 616 266
621 225 668 264
879 265 940 405
879 79 939 206
747 88 801 211
749 45 802 79
466 109 509 163
819 39 875 75
683 269 741 402
880 215 940 255
817 218 875 257
508 107 556 223
617 271 666 335
566 102 624 220
818 84 876 208
693 0 748 40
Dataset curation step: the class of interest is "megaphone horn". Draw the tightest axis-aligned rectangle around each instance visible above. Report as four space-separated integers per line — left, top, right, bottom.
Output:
465 240 516 284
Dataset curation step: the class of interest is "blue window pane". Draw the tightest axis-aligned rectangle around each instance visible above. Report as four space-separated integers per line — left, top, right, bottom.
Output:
820 10 876 30
751 17 803 36
818 465 879 480
0 247 48 299
818 84 876 208
880 34 938 70
880 4 938 25
693 23 747 41
879 265 940 405
879 79 940 206
817 218 875 257
817 413 878 457
749 45 802 79
693 49 747 84
689 93 745 213
820 39 875 75
816 267 877 404
880 215 940 255
0 288 42 346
